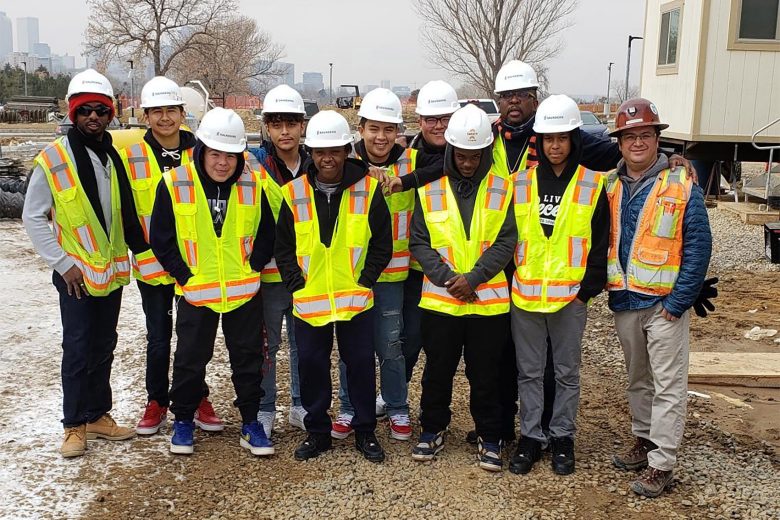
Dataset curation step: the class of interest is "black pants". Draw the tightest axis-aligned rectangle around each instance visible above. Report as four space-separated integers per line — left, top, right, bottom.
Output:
402 269 424 382
54 271 122 427
295 309 376 435
169 291 265 424
419 311 509 443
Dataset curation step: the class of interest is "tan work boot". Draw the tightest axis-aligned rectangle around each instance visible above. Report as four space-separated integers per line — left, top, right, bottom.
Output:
86 413 136 441
630 466 674 498
612 436 657 471
61 425 87 458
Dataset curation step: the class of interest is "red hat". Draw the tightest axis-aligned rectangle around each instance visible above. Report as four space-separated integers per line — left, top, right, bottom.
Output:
609 98 668 137
68 92 115 122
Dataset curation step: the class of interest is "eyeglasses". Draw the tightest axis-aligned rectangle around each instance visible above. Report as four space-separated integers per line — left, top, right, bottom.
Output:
422 115 451 127
620 132 657 144
75 104 112 117
498 90 536 101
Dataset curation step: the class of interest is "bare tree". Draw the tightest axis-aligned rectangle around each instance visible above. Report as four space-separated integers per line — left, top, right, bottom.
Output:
169 15 284 97
85 0 236 76
415 0 577 95
612 81 640 103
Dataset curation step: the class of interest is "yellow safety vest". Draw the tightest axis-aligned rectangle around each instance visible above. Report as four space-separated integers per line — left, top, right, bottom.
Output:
356 148 418 282
511 166 604 312
282 174 377 326
120 141 192 285
417 171 511 316
492 135 531 179
245 152 285 283
35 138 130 296
164 162 263 313
606 167 692 296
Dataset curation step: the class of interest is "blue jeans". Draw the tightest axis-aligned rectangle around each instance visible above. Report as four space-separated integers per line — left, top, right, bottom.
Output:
338 282 409 416
259 282 301 412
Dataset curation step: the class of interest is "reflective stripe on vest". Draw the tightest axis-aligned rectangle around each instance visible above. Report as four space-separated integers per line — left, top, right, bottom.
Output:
606 167 691 296
165 163 263 312
245 154 286 283
511 166 604 313
417 173 511 316
282 174 377 326
36 138 130 296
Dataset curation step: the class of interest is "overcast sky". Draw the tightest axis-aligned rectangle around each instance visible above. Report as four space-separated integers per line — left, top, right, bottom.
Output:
1 0 645 97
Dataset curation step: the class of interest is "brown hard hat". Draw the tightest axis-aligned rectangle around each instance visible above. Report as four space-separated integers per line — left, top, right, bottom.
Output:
609 98 669 136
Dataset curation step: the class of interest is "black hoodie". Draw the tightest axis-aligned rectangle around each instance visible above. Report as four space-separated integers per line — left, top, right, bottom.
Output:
409 144 516 293
143 129 198 172
394 132 445 191
150 143 275 286
534 130 610 303
274 158 392 293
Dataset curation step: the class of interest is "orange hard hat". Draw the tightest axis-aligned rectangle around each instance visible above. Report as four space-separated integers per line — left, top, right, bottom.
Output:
609 98 669 136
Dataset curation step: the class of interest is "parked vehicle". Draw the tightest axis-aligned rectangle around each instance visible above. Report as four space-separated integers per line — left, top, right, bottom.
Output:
458 99 500 123
580 111 610 139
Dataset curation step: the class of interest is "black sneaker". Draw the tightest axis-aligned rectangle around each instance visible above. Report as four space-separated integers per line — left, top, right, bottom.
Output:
355 432 385 463
465 429 478 445
294 433 332 461
509 437 542 475
550 436 575 475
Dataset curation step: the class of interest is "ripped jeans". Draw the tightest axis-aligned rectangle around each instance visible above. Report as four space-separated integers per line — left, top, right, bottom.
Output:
338 282 409 417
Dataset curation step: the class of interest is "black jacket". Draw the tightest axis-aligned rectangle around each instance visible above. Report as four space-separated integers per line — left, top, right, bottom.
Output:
275 158 393 293
534 130 610 303
400 133 446 191
150 143 275 286
143 129 197 172
409 145 516 292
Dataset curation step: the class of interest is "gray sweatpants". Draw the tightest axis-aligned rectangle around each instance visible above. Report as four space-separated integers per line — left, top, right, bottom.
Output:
613 302 690 471
512 300 587 446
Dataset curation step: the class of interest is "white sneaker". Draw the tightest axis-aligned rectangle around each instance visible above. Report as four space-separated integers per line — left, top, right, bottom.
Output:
288 405 307 430
257 411 275 438
375 395 387 419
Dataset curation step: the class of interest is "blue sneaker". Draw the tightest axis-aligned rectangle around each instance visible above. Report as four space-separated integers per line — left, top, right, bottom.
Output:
240 421 275 456
478 437 504 472
411 431 445 461
170 420 195 455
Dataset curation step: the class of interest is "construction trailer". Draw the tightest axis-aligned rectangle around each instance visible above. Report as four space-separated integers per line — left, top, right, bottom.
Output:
640 0 780 203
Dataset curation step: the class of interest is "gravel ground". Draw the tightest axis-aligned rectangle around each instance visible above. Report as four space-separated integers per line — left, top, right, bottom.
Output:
0 207 778 519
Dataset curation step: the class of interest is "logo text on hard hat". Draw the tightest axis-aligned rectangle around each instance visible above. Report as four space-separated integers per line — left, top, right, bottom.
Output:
466 129 478 142
317 130 337 135
217 132 237 138
275 98 295 103
376 105 395 111
83 80 103 85
429 98 447 104
504 74 526 80
544 115 564 120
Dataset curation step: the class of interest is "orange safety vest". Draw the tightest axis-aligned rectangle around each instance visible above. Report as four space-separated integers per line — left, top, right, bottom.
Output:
606 167 692 296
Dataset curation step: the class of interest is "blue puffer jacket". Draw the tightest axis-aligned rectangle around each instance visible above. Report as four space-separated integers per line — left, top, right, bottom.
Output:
608 155 712 317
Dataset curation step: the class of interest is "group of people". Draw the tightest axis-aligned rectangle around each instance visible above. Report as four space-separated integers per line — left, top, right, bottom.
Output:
23 58 712 499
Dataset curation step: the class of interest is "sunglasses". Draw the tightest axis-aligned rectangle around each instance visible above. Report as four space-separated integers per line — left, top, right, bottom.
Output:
75 104 112 117
498 90 537 101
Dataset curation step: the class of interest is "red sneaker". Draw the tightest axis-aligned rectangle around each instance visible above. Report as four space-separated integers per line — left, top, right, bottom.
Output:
136 400 168 435
194 397 224 432
331 413 354 439
389 414 412 441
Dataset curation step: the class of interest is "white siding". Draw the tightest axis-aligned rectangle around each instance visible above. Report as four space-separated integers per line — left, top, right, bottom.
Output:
640 0 704 138
699 0 780 140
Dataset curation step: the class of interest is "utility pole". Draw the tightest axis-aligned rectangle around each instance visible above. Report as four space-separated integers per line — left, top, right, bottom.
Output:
605 62 614 118
329 63 333 106
625 35 643 101
128 59 135 118
21 61 28 96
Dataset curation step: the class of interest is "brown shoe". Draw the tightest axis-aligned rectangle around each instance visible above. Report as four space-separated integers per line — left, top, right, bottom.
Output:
86 414 136 441
630 466 674 498
612 436 657 471
61 425 87 458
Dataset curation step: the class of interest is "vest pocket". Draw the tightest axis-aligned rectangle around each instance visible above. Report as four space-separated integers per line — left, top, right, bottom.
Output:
55 187 88 226
636 246 669 266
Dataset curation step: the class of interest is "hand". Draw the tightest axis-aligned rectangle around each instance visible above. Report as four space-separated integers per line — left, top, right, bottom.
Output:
62 265 87 299
693 277 718 317
445 274 477 302
661 307 678 321
668 154 698 184
384 176 403 195
368 166 389 185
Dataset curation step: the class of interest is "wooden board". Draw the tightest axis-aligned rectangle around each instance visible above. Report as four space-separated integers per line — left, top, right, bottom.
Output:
689 352 780 388
717 202 780 225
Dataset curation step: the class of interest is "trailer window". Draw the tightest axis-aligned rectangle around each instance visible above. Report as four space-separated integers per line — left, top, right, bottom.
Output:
739 0 779 40
658 6 681 67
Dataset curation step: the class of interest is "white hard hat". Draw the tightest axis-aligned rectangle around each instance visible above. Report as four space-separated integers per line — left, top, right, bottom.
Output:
494 60 539 93
262 85 305 115
196 107 247 153
444 104 494 150
180 87 207 121
357 88 403 124
533 94 583 134
304 110 353 148
66 68 114 101
415 80 459 116
140 76 184 108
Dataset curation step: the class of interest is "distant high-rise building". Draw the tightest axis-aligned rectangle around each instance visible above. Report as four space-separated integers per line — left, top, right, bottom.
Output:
16 17 39 53
302 72 324 92
381 79 391 89
363 85 379 94
61 54 75 71
0 12 12 62
33 42 50 58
